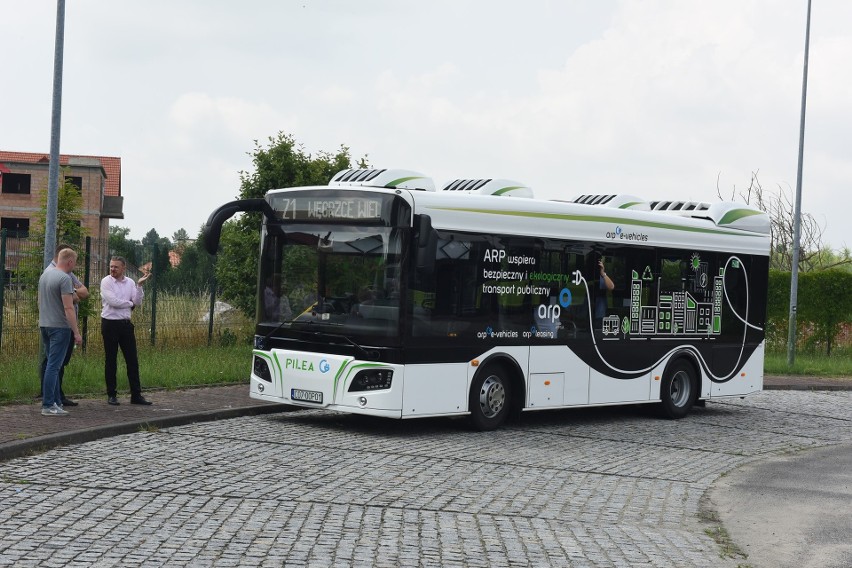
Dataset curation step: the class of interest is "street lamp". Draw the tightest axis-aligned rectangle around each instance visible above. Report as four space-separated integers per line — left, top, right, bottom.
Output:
44 0 66 269
787 0 812 366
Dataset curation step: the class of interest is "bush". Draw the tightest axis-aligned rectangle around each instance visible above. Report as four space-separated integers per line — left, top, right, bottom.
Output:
766 269 852 355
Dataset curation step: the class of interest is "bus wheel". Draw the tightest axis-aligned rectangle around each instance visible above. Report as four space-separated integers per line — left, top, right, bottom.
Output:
658 360 696 419
469 366 511 431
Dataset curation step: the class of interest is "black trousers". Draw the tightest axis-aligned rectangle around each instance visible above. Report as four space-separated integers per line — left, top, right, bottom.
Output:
101 318 142 398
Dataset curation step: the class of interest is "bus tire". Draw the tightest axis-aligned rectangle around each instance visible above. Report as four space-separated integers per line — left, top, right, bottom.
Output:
468 365 511 431
658 360 697 419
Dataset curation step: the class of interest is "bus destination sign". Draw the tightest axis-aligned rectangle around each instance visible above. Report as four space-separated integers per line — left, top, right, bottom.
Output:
273 196 385 221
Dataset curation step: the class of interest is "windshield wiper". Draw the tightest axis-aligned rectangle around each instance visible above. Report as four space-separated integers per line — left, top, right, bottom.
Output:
260 316 325 341
305 329 379 360
261 320 379 360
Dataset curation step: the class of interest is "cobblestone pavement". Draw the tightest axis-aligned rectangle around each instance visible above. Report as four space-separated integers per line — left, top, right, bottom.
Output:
0 385 283 461
1 390 851 567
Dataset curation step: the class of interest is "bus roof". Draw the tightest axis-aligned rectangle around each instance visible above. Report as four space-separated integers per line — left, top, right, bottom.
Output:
268 168 771 256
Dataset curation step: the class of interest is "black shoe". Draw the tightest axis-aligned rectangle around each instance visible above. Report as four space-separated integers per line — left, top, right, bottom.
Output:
61 398 79 407
130 396 152 406
107 396 120 406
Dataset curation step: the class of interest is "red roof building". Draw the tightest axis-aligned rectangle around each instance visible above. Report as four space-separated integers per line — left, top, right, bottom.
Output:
0 150 124 244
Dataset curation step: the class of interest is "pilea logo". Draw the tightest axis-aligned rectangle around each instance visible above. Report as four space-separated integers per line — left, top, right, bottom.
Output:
319 359 331 373
285 358 314 372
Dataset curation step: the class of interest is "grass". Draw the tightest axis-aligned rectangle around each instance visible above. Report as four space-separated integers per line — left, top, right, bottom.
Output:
764 349 852 377
1 475 31 485
4 344 847 405
703 526 749 562
1 289 253 357
2 286 849 401
698 505 751 564
0 344 252 404
0 288 256 403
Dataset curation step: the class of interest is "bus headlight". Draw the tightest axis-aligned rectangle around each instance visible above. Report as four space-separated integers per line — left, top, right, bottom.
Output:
348 369 393 392
253 356 272 382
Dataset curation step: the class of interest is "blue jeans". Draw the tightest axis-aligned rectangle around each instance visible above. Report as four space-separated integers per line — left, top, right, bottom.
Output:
41 327 72 409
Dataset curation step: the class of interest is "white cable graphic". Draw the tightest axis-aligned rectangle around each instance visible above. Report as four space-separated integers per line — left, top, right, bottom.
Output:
574 255 762 382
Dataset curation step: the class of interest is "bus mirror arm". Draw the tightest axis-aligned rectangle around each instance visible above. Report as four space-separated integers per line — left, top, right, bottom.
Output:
202 198 276 255
415 214 437 275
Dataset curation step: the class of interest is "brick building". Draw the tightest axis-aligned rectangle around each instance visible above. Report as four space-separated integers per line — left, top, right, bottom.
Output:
0 151 124 278
0 150 124 242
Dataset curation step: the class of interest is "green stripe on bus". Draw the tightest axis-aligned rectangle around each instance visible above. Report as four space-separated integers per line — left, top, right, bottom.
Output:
432 207 761 237
493 186 525 196
333 360 352 399
386 176 424 187
718 208 763 225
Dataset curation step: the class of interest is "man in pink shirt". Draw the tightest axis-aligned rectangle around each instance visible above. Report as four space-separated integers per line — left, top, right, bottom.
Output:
100 256 153 406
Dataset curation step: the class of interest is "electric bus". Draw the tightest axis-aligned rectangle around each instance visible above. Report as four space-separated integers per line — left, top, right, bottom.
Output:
203 168 769 430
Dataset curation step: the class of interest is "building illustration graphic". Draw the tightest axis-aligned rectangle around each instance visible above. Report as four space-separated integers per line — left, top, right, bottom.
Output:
621 264 725 338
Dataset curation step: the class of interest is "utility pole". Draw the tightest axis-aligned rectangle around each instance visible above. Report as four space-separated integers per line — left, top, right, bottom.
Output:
44 0 66 269
787 0 812 366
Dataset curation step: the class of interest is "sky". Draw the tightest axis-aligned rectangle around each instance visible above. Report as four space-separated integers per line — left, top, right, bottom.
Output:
2 1 850 250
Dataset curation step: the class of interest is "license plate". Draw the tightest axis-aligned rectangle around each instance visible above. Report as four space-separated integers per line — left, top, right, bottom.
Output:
291 389 323 404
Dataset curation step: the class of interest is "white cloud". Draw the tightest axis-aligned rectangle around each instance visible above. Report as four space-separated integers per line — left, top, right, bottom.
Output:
1 0 849 249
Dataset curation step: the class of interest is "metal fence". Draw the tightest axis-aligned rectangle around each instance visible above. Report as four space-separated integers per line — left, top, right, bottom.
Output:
0 231 252 358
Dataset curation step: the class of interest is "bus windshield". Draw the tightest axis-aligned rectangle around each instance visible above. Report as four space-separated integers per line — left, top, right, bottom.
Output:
258 224 405 340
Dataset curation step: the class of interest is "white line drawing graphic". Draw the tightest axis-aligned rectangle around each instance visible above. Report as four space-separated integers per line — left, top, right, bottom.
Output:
572 256 763 382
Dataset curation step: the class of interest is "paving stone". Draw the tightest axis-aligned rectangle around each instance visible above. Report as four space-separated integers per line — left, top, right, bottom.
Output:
0 391 851 566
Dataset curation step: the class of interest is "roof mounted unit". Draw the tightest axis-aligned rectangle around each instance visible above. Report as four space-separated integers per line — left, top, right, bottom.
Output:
702 202 769 234
649 200 711 212
647 200 769 234
441 179 533 198
330 169 435 191
569 194 650 210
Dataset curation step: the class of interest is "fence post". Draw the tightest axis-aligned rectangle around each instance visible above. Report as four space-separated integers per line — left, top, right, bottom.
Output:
208 274 217 347
0 228 6 352
150 242 158 346
82 236 91 353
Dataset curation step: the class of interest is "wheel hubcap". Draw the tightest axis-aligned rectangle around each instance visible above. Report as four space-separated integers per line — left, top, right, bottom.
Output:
479 375 506 418
670 370 691 407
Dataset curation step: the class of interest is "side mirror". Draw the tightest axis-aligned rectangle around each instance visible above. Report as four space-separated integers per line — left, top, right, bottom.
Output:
415 214 437 275
202 198 275 255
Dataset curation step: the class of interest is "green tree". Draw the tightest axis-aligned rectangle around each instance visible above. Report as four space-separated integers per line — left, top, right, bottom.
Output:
16 171 88 292
159 227 216 293
108 226 142 266
216 132 365 316
143 228 172 275
719 172 851 271
32 169 87 245
172 228 191 256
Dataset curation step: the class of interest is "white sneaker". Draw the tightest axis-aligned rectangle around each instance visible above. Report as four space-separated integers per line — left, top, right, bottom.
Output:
41 403 69 416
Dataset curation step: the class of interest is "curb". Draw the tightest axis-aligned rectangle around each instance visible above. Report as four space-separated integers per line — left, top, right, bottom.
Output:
765 384 852 391
0 404 294 463
3 382 849 462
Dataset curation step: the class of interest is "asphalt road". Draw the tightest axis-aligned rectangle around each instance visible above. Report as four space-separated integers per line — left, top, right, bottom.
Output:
711 442 852 568
1 390 851 567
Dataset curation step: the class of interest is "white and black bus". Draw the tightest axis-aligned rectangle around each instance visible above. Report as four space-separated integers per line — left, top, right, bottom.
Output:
203 169 769 430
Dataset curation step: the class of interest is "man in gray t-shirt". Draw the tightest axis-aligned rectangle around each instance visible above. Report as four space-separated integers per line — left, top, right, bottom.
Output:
38 244 89 405
38 248 83 416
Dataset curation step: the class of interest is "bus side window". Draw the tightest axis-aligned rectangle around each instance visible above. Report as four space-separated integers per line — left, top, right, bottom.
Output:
434 264 457 315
